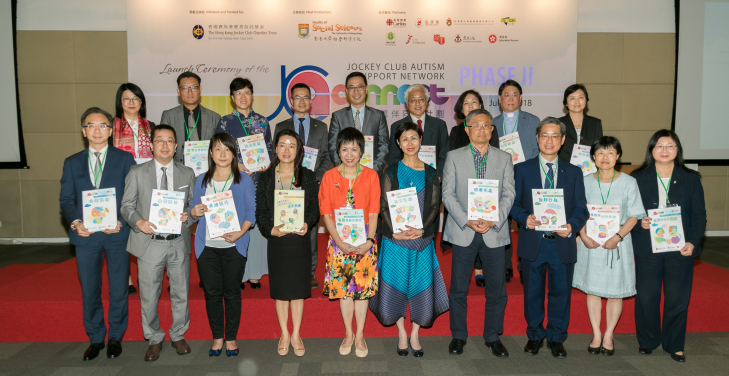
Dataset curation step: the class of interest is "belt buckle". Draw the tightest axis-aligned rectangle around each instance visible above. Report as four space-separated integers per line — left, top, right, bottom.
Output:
543 233 555 239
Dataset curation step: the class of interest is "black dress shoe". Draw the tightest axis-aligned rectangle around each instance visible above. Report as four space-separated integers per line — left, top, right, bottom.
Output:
485 339 509 358
638 346 652 355
410 339 423 357
396 344 408 356
83 342 105 361
448 338 466 355
600 346 614 356
587 344 601 355
547 341 567 359
671 352 686 363
474 274 485 288
240 282 246 290
128 285 137 295
249 281 261 289
107 339 122 359
505 269 513 283
523 339 544 355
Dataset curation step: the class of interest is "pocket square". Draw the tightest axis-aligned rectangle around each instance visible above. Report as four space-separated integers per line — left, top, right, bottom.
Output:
178 185 189 189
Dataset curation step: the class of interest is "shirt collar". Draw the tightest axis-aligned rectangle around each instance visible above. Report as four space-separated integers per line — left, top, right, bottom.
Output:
293 113 310 123
154 158 173 170
88 144 109 155
410 114 425 123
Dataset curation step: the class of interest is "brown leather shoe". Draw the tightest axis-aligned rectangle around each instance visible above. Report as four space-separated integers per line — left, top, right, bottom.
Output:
144 341 163 361
311 275 319 289
172 339 191 355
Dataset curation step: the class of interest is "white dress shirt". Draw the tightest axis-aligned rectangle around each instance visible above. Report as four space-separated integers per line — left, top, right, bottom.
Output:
87 144 109 186
154 158 174 190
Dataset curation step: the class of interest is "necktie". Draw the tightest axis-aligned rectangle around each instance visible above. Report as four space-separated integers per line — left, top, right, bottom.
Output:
187 111 199 141
160 167 168 190
545 163 554 189
298 117 306 146
354 109 362 131
93 152 101 188
417 119 423 132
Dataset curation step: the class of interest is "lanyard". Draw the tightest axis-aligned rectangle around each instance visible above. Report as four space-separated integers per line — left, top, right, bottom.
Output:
656 169 673 204
469 144 488 178
341 163 360 204
87 148 108 187
502 111 519 135
538 155 557 189
235 110 252 137
183 110 200 140
126 119 138 140
597 170 616 204
213 171 232 193
277 165 295 190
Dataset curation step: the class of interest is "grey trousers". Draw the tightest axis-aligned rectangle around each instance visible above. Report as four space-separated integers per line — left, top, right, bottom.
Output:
138 237 190 345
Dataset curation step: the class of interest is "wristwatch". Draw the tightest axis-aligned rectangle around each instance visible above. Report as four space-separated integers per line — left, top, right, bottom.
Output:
615 233 624 242
70 220 82 230
366 237 375 245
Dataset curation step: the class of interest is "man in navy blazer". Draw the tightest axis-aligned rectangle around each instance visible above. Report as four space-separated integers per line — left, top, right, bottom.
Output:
510 117 588 359
387 84 450 177
59 107 136 361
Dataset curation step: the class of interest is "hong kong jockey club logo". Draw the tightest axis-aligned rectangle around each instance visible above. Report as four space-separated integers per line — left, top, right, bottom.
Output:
192 25 204 39
489 34 497 43
455 34 461 43
298 24 310 38
447 18 452 26
433 34 445 45
386 18 394 26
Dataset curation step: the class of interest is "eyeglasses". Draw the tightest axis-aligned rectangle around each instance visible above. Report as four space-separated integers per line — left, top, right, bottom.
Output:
293 96 311 101
347 85 366 92
153 139 175 145
655 144 677 151
408 97 426 104
179 85 200 92
122 97 141 104
539 134 562 141
83 124 110 130
465 123 491 129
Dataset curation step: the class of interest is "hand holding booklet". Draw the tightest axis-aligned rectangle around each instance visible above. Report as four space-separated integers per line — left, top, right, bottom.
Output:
532 189 566 231
82 188 117 231
386 187 423 233
274 190 305 232
201 191 241 238
467 179 500 222
586 204 621 245
335 209 366 247
148 189 185 234
649 206 686 253
237 133 270 172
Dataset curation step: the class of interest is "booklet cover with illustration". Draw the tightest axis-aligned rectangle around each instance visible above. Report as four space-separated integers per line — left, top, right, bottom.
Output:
649 206 686 253
418 145 436 169
532 189 566 231
499 133 526 165
237 133 270 172
570 144 597 176
183 141 209 176
302 146 318 172
467 179 500 221
274 190 305 232
586 204 621 245
201 191 241 238
148 189 185 234
360 136 374 169
335 209 366 247
82 188 117 231
386 187 423 233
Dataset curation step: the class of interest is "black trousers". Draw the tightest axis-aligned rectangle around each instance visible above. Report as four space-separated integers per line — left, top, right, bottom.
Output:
198 246 247 340
449 235 507 342
475 218 515 271
635 253 693 353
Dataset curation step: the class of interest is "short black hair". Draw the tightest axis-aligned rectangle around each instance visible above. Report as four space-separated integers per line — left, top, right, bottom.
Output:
290 82 311 97
345 71 367 87
115 83 147 119
176 71 201 86
229 77 253 96
395 121 423 142
454 90 483 119
498 79 522 95
151 124 177 143
590 136 622 161
336 127 365 158
80 107 113 127
563 84 589 106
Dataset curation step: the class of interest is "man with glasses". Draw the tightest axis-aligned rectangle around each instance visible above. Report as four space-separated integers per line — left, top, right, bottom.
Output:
510 117 588 359
274 82 330 289
120 125 196 361
388 83 450 177
442 109 515 357
328 71 389 173
60 107 136 361
160 72 221 163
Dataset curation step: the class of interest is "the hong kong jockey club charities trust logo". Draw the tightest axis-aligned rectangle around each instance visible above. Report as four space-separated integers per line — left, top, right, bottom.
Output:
298 24 310 38
192 25 204 39
433 34 445 45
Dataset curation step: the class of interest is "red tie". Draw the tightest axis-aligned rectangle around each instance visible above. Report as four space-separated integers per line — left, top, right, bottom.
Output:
417 119 423 132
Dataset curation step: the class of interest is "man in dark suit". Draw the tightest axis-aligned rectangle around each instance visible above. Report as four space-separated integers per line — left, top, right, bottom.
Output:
275 82 330 289
328 72 389 173
510 117 588 359
59 107 136 361
388 83 450 177
160 72 221 163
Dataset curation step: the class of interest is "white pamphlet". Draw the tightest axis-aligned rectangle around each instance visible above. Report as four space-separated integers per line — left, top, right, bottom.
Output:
149 189 185 234
649 206 686 253
274 190 305 232
532 189 566 231
183 141 209 176
499 133 526 165
570 144 597 176
360 135 374 169
386 187 423 233
334 208 366 247
82 188 117 232
302 146 318 172
418 145 436 169
237 133 270 172
467 179 500 221
586 204 621 245
201 191 241 238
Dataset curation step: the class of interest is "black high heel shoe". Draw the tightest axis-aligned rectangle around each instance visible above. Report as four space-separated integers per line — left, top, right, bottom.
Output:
600 338 614 356
396 344 408 356
410 339 423 358
587 339 601 355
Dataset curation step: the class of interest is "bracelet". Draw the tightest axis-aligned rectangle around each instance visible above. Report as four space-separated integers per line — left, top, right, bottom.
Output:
366 237 375 244
615 233 624 242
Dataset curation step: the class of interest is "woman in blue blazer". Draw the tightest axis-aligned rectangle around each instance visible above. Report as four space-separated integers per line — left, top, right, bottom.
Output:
189 133 256 357
631 129 706 363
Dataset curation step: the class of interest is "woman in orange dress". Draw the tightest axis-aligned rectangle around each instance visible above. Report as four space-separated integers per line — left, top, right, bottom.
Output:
319 127 380 358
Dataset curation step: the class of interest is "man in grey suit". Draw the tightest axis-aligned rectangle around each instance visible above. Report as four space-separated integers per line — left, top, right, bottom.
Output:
442 109 515 357
328 72 389 173
387 83 450 177
275 82 329 289
120 125 196 361
160 72 221 163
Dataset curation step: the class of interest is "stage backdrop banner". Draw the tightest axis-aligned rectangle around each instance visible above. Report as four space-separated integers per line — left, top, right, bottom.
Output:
127 0 577 131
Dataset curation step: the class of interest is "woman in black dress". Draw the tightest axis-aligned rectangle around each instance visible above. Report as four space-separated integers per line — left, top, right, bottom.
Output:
558 84 604 161
256 129 320 357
